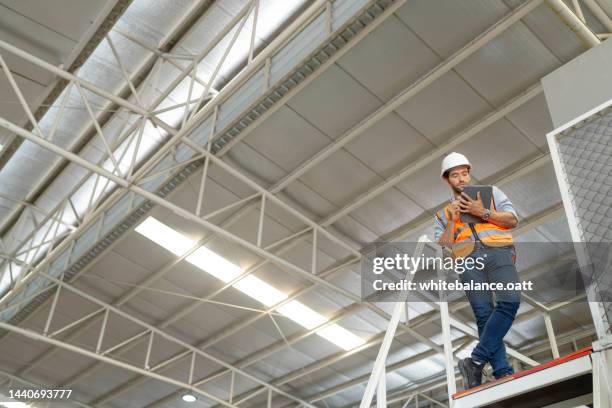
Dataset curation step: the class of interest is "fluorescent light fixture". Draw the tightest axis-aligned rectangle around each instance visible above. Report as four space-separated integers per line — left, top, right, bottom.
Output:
317 324 366 351
137 218 365 350
135 217 194 256
186 246 242 283
0 400 33 407
277 300 326 329
233 275 287 306
181 393 197 402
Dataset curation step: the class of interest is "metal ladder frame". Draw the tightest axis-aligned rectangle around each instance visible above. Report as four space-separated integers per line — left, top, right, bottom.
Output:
360 235 457 408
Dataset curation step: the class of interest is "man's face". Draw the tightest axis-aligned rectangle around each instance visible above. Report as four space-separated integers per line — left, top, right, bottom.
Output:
445 165 471 193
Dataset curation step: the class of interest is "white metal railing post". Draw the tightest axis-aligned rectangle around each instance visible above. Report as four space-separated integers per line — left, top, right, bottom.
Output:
377 367 386 408
544 312 560 359
436 246 457 406
592 337 612 408
360 236 428 408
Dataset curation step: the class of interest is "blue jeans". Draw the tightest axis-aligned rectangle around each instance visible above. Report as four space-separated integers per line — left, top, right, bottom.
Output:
459 243 521 378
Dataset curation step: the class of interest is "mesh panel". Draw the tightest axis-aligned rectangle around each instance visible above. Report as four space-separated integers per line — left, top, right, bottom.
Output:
556 107 612 334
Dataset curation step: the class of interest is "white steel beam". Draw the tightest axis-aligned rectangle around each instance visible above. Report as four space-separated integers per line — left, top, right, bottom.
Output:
0 0 125 174
213 0 602 162
545 0 601 47
0 40 158 121
110 26 215 91
581 0 612 33
0 193 76 236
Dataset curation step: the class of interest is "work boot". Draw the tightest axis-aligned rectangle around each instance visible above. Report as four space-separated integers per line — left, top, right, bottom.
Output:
458 358 484 389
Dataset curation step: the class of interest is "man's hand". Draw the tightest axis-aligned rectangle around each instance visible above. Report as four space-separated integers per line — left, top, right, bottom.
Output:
458 192 486 218
438 201 460 246
449 200 461 222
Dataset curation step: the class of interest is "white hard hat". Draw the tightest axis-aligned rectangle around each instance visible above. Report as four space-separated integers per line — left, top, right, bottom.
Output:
441 152 471 177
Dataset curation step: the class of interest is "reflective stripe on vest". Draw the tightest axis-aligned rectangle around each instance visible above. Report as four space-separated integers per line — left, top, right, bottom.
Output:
438 203 513 257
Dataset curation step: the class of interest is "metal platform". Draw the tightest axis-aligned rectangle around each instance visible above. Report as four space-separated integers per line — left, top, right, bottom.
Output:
358 237 611 408
452 347 594 408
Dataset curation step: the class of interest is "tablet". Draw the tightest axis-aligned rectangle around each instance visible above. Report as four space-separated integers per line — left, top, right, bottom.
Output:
460 185 493 224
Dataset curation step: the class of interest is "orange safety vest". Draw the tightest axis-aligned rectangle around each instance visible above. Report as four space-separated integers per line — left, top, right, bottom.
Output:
435 201 513 258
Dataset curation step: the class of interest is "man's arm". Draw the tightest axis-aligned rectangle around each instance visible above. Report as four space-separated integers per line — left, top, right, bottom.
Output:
490 186 518 228
486 209 517 228
438 219 456 246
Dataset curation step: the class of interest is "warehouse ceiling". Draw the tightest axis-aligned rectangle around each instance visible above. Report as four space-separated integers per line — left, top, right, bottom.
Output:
0 0 611 407
0 0 131 166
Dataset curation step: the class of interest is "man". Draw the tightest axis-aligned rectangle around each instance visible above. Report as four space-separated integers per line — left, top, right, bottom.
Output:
433 152 521 389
